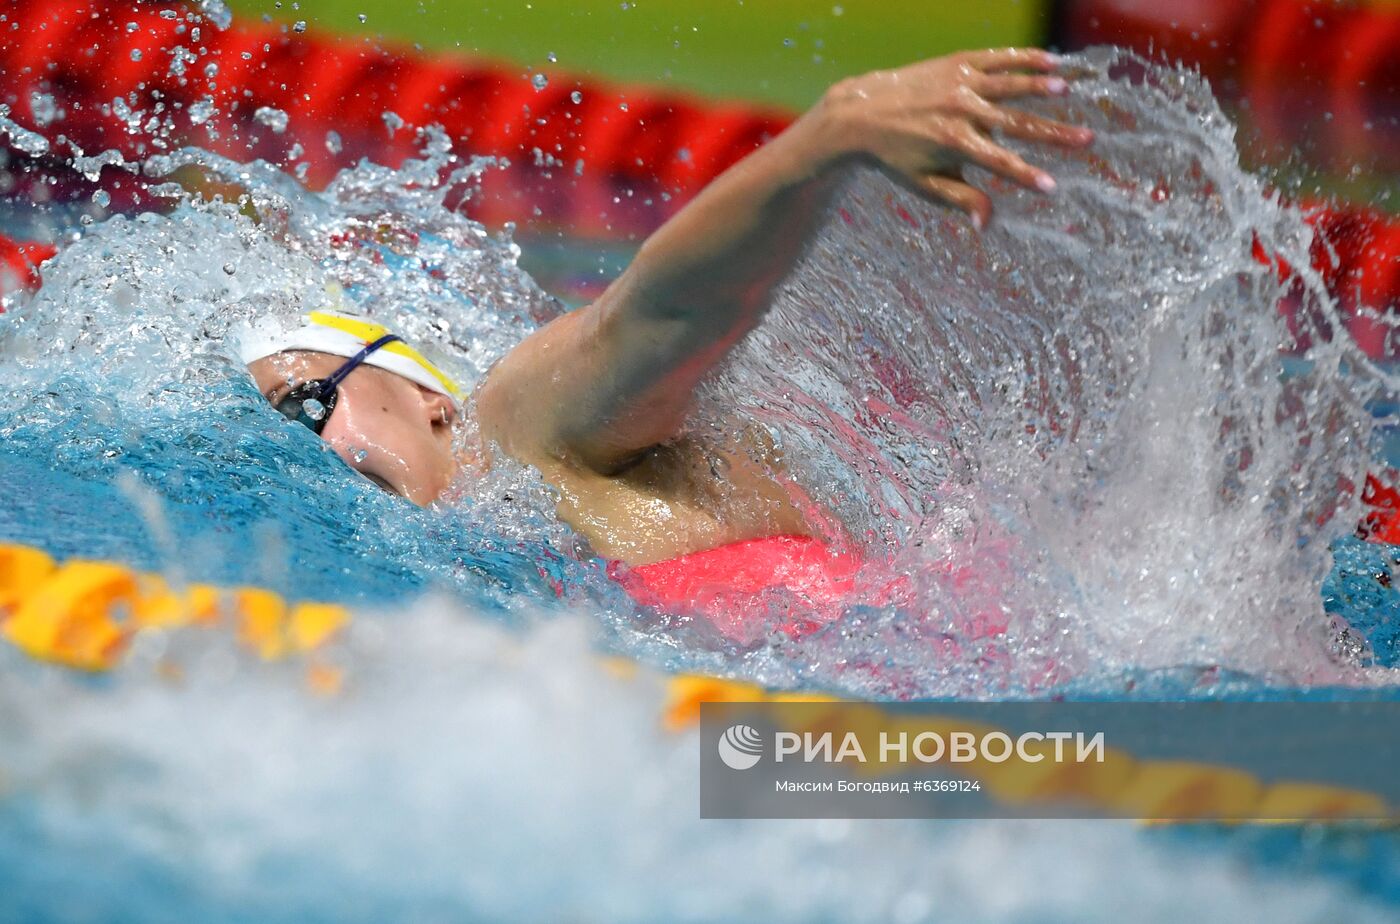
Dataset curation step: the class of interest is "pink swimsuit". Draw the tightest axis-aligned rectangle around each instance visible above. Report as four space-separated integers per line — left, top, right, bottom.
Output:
608 534 869 641
608 532 1012 651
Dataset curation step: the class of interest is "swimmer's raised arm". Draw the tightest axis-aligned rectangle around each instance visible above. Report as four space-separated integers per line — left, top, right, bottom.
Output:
476 48 1093 473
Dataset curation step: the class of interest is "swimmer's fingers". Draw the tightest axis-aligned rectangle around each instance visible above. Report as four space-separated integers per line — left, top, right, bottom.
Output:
917 174 992 230
951 127 1055 193
955 90 1092 149
977 73 1068 101
960 47 1060 74
983 107 1095 147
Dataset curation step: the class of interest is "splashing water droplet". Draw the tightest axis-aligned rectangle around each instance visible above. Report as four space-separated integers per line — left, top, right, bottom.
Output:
570 90 583 104
531 73 549 92
292 20 307 33
0 111 50 157
188 98 216 126
198 0 234 30
253 106 289 134
72 149 129 182
27 91 58 127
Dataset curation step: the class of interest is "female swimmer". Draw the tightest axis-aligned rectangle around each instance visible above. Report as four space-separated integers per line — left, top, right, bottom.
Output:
246 49 1093 573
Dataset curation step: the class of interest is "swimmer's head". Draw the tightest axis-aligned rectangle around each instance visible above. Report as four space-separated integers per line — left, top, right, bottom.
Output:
238 296 463 505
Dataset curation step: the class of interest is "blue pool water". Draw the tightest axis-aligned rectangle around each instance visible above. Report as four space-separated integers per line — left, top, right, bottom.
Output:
2 46 1400 921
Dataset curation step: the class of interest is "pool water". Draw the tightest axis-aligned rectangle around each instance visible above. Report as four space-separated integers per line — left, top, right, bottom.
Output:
2 45 1400 922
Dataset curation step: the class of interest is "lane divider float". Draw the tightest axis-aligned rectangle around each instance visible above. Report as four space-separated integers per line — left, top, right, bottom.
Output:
0 540 1390 823
0 542 347 691
0 0 790 233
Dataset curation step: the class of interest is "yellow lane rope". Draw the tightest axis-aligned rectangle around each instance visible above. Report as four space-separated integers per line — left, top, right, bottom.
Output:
0 541 1388 823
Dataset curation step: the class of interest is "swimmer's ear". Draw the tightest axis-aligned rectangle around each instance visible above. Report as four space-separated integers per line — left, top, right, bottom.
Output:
416 384 458 428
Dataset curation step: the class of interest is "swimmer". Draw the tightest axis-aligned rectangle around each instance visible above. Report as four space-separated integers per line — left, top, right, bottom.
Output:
246 49 1093 568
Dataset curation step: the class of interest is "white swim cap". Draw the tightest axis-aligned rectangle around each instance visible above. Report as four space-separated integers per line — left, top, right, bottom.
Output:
236 287 463 402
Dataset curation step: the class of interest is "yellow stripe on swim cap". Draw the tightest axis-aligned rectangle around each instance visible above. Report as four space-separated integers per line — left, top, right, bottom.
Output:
306 309 463 400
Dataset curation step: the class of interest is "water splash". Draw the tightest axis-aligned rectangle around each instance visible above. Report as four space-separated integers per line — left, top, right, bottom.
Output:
2 44 1399 923
0 132 599 616
1 49 1396 701
694 48 1392 690
0 108 51 157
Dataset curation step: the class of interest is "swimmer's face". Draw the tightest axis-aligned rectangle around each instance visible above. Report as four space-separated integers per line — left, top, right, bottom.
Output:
248 350 459 505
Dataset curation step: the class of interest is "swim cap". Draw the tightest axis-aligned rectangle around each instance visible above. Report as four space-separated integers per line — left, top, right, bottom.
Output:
236 288 463 402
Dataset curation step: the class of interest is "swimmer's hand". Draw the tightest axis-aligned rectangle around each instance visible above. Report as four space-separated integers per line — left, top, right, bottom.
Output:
477 49 1091 475
810 47 1093 229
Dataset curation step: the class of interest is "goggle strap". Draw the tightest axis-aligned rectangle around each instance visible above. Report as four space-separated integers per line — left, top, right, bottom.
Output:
319 333 402 398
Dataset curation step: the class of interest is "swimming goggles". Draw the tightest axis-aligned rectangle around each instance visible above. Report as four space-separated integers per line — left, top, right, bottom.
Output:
273 333 401 435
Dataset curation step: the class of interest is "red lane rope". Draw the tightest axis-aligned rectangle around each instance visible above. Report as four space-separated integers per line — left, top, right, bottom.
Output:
0 1 1395 357
1293 206 1400 362
1060 0 1400 174
1061 0 1400 363
3 1 1393 207
0 0 1397 538
0 0 790 232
